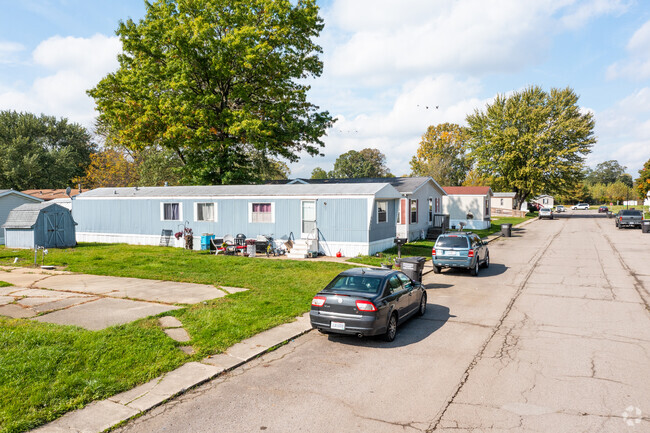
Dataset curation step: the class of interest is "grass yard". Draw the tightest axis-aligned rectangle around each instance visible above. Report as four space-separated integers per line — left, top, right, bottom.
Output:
0 244 351 433
346 213 538 267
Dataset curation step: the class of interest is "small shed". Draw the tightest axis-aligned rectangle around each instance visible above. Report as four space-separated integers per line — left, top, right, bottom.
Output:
2 202 77 249
0 189 43 244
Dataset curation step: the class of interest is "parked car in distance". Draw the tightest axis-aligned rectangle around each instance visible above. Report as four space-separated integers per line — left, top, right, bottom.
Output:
310 268 427 342
572 203 590 210
555 205 565 213
539 207 554 219
598 206 609 213
432 232 489 277
615 209 643 229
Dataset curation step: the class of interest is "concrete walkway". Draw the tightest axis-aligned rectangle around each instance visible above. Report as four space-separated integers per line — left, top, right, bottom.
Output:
0 267 240 330
32 313 312 433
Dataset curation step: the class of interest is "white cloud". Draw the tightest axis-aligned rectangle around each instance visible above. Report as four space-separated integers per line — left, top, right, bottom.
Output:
321 0 627 85
559 0 630 29
0 41 25 64
0 34 120 126
591 88 650 175
607 19 650 80
292 75 490 177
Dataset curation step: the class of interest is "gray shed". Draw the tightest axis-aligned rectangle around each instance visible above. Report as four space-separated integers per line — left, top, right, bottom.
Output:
2 202 77 249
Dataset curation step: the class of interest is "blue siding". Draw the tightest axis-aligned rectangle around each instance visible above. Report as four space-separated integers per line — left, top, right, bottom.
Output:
4 229 34 249
73 197 370 243
369 199 398 242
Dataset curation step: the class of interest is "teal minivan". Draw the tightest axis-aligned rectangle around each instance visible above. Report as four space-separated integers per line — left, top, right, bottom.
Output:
431 232 489 276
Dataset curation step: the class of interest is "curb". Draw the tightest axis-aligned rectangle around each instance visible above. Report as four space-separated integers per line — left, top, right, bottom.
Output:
32 314 313 433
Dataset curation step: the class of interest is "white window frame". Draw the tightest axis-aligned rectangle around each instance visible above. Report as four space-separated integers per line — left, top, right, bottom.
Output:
194 202 218 222
160 202 182 221
248 202 275 223
410 199 418 224
376 201 388 223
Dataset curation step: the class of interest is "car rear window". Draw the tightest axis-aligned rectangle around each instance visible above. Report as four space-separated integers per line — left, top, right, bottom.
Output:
324 275 383 294
435 236 469 248
540 208 551 212
619 210 642 216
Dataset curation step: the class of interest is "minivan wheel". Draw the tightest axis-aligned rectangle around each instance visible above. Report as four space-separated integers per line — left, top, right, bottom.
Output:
384 313 397 342
418 292 427 316
470 260 479 276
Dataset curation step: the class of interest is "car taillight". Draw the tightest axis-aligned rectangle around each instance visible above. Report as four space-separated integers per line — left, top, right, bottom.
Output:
468 250 474 258
431 248 436 256
311 296 326 307
355 300 377 312
619 216 623 221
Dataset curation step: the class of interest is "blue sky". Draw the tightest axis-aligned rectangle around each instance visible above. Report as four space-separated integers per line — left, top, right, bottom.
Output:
1 0 649 180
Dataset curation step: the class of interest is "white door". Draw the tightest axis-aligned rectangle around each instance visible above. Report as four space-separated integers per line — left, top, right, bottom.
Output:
301 200 316 238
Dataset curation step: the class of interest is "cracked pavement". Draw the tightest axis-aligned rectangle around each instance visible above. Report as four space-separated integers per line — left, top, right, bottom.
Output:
113 211 650 433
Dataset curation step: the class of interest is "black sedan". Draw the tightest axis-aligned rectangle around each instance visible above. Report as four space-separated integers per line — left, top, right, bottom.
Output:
309 268 427 342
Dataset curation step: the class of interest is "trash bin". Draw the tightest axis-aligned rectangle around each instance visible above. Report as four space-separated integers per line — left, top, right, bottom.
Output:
397 256 426 283
501 223 512 237
235 233 247 246
642 220 650 234
200 234 215 250
607 211 613 218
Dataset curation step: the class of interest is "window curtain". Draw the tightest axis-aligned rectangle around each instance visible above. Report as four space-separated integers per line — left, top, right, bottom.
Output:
164 203 179 220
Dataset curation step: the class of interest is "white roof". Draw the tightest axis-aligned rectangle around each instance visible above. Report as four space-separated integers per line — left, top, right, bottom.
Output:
76 183 402 200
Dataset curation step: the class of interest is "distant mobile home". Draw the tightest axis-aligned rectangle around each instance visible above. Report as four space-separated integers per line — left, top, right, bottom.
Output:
442 186 493 230
72 183 403 257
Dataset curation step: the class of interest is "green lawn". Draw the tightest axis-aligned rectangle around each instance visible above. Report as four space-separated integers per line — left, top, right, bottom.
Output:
346 213 538 267
0 244 351 433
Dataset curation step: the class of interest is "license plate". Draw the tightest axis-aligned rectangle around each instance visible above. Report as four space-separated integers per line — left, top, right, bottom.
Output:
446 251 460 256
331 321 345 330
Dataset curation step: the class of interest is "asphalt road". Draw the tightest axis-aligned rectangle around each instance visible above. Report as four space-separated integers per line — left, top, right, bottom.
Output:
115 211 650 433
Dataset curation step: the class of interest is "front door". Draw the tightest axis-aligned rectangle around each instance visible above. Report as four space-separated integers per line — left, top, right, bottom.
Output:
301 200 316 238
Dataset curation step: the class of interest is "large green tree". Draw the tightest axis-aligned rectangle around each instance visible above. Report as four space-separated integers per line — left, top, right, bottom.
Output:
0 111 94 190
585 160 630 185
330 148 392 179
466 86 595 209
89 0 333 185
410 123 470 186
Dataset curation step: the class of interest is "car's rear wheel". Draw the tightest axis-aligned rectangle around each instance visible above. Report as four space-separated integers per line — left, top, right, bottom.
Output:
384 313 397 342
417 292 427 316
470 260 479 276
433 265 441 274
482 252 490 268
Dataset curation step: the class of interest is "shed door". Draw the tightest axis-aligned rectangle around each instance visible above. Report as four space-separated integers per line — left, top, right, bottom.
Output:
45 212 64 247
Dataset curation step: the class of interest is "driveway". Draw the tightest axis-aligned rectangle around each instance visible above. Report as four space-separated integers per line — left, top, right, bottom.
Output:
113 211 650 432
0 269 231 330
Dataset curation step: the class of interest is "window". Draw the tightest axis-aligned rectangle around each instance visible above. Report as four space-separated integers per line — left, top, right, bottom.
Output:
161 203 181 221
249 202 274 223
386 275 402 294
500 198 504 206
435 197 440 213
543 198 548 204
410 199 418 224
397 272 412 288
428 198 433 222
195 203 217 222
377 201 387 223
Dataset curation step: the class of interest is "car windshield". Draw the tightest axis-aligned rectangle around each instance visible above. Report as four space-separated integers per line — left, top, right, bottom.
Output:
323 275 383 294
436 236 469 248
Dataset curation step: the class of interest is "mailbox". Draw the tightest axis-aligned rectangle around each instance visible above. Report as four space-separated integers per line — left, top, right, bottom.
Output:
394 237 408 258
